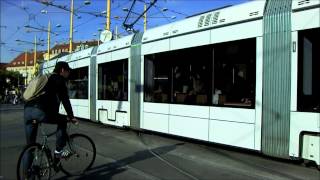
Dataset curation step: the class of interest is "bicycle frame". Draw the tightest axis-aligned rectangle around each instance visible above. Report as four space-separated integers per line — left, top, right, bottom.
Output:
37 122 77 163
36 122 74 172
18 121 95 179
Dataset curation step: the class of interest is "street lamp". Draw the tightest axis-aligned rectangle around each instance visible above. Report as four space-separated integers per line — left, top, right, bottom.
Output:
84 0 91 5
16 39 44 46
24 25 59 36
24 23 60 62
41 9 48 14
9 49 24 53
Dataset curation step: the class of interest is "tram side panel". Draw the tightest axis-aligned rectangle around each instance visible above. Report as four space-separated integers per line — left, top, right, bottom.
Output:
205 19 262 150
141 24 171 133
67 59 90 119
96 48 131 127
290 2 320 165
61 48 92 119
141 21 263 150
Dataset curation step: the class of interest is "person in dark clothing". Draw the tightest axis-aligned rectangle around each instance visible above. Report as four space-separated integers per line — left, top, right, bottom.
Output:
24 61 78 158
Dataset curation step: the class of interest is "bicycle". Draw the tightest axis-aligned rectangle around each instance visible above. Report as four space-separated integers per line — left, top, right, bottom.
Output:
17 120 96 179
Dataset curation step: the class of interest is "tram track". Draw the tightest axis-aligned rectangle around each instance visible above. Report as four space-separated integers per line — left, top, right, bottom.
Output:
71 126 199 180
82 139 199 180
93 151 163 180
138 133 200 180
68 121 319 180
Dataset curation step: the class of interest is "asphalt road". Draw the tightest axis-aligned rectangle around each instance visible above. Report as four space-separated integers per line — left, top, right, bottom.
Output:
0 104 319 180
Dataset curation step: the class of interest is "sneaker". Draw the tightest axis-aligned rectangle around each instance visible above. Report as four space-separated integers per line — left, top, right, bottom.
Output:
54 149 71 159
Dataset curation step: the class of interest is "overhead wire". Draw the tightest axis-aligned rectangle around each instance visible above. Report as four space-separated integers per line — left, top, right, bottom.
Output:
153 4 171 23
75 16 98 29
2 0 41 45
3 0 188 54
3 27 22 42
3 0 30 15
3 0 128 48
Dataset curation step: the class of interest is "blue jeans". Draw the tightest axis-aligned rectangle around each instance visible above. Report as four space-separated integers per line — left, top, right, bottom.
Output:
23 106 68 177
24 106 67 151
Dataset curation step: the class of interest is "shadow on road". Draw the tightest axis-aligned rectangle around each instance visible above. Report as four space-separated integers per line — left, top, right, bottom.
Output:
56 143 184 179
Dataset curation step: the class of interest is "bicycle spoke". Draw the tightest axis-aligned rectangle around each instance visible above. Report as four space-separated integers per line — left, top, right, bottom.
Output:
17 144 51 180
60 134 96 176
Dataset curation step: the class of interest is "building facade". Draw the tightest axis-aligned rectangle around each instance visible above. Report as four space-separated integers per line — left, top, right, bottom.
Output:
43 40 99 61
6 51 45 84
6 40 98 84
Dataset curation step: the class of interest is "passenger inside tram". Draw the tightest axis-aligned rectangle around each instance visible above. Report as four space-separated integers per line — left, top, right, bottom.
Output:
215 64 253 107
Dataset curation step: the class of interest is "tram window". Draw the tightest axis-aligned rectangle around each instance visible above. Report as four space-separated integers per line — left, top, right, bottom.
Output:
68 66 88 99
144 54 170 103
212 38 256 108
297 28 320 112
171 46 211 105
144 39 255 107
98 60 128 101
144 46 211 105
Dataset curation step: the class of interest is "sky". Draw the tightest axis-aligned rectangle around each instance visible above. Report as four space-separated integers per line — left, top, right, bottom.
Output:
0 0 249 63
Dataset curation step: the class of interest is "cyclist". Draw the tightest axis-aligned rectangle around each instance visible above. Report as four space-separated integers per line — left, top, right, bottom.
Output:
24 61 78 159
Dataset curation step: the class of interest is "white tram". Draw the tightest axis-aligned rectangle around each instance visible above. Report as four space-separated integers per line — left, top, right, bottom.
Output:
41 0 320 167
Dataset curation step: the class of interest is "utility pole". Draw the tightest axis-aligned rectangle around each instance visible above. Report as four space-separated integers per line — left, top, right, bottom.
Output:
24 51 28 85
69 0 74 53
115 25 118 39
47 21 51 61
34 35 37 76
106 0 111 30
144 3 147 32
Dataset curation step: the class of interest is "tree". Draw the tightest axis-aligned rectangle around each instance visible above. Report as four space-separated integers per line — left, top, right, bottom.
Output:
0 69 24 94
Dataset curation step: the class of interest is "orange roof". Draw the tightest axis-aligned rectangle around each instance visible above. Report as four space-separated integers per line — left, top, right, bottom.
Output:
7 40 99 68
0 63 8 70
6 51 45 68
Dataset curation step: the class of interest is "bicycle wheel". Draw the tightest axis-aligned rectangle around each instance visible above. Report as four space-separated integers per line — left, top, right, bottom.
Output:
60 133 96 176
17 143 51 180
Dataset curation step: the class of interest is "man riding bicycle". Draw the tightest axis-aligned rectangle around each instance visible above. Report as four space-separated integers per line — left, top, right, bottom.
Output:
24 61 78 159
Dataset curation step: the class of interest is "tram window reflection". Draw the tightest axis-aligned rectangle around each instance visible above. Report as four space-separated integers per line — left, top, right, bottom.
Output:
144 38 256 108
144 54 170 103
144 46 211 105
98 59 128 101
68 66 88 99
213 38 256 108
297 28 320 112
171 47 210 105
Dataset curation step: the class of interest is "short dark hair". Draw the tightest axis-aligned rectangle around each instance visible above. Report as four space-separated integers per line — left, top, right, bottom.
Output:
53 61 72 73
